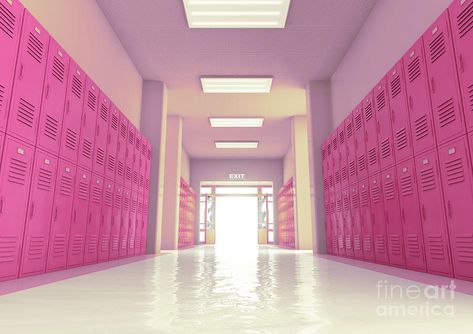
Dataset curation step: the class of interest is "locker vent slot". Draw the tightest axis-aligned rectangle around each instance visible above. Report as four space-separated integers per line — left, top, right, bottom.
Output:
135 137 141 150
456 235 473 262
380 138 391 159
327 143 332 155
0 84 4 110
44 115 59 141
140 174 144 187
92 185 102 204
60 174 73 196
52 56 65 83
132 197 137 213
128 130 134 145
107 154 115 172
390 75 401 99
82 138 92 159
133 170 138 184
142 143 147 155
364 102 373 121
105 189 113 207
429 32 446 64
120 122 127 138
335 170 340 185
147 147 151 160
355 113 362 130
349 160 356 177
360 188 369 207
336 197 342 213
346 123 353 138
368 147 377 166
419 167 436 191
407 56 421 83
384 179 395 200
126 165 132 181
123 195 130 211
457 2 473 38
445 157 465 185
111 113 118 130
323 177 328 191
120 238 127 250
358 154 366 172
427 235 446 260
354 235 362 251
437 98 456 128
414 115 429 140
87 90 97 111
468 84 473 114
341 166 347 182
376 91 385 111
51 235 66 257
18 98 35 128
371 184 381 204
71 75 82 99
339 130 345 144
400 174 413 196
329 174 334 188
0 236 16 263
86 235 98 254
78 180 89 200
364 235 372 253
338 236 344 249
332 137 337 151
343 195 349 211
65 128 77 151
375 235 386 254
406 235 421 258
351 192 359 209
8 158 28 185
100 235 110 252
117 161 124 177
37 168 53 191
114 192 122 209
389 235 402 256
96 147 105 166
0 2 15 38
100 104 108 122
71 235 84 255
27 236 45 260
27 33 44 63
345 235 352 250
111 236 119 252
395 128 408 151
146 178 150 191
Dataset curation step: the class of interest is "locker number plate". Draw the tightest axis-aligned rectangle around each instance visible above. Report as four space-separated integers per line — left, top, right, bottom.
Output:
448 148 456 155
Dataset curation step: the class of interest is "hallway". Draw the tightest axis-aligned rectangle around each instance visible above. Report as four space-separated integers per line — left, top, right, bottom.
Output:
1 246 473 333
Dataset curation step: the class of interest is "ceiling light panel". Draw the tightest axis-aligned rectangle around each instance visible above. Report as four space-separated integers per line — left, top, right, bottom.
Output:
210 118 264 127
215 141 259 149
201 77 273 93
183 0 291 28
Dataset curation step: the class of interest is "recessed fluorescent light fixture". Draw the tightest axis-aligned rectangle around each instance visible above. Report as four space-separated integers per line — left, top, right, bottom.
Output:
201 77 273 93
183 0 291 28
215 141 259 149
210 118 264 127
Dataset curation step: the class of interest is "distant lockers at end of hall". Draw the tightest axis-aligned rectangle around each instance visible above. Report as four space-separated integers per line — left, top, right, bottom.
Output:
0 0 152 282
322 0 473 281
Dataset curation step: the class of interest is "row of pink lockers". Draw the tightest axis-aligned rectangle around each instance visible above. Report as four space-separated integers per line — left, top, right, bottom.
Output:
0 0 152 281
321 0 473 281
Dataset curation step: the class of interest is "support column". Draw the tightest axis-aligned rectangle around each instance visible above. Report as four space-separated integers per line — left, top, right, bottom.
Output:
140 81 168 254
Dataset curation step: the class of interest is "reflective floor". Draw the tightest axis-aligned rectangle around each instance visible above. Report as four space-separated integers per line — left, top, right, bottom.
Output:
1 246 473 333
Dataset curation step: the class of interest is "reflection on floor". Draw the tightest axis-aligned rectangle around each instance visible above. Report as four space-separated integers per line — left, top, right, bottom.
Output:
1 246 473 333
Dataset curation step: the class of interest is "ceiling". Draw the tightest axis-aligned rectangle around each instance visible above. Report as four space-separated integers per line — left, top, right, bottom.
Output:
97 0 377 159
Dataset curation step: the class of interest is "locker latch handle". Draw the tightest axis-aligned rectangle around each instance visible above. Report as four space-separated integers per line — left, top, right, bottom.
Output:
391 109 395 123
377 121 380 133
96 125 100 136
401 208 405 223
54 207 58 222
19 63 24 80
447 200 453 219
408 96 413 110
45 84 50 99
30 202 35 219
421 205 426 221
0 197 3 214
459 54 464 73
431 78 436 94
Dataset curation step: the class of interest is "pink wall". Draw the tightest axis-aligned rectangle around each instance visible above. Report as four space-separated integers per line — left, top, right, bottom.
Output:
331 0 452 126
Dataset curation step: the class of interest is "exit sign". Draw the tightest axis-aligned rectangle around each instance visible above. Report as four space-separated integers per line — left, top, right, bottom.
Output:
229 173 246 180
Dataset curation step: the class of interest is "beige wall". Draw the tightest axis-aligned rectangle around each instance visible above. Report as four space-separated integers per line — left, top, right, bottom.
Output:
21 0 143 127
283 145 295 183
181 149 190 183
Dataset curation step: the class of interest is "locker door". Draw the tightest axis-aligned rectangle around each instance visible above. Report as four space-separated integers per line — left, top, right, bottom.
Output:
415 149 453 276
326 139 334 190
332 132 341 190
403 39 437 155
125 125 135 188
145 141 152 195
338 124 349 188
105 104 119 180
397 159 427 272
140 138 147 193
67 168 91 267
439 136 473 280
119 188 131 258
0 136 34 281
329 190 338 255
423 11 465 145
449 0 473 131
92 93 109 175
116 113 127 184
128 191 138 256
353 104 368 180
7 11 49 144
132 131 141 191
381 168 406 267
324 195 332 254
342 187 353 257
335 190 345 256
369 174 388 264
77 79 98 169
109 183 122 260
0 0 24 133
98 179 113 262
60 60 85 163
84 173 103 264
36 38 69 155
0 133 4 160
359 179 375 261
141 193 149 254
374 78 395 169
46 159 76 272
135 191 143 254
350 184 363 259
388 60 414 162
364 93 380 175
19 149 57 277
346 113 357 184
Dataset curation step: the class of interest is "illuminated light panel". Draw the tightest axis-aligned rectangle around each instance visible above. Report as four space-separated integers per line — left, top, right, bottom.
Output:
215 141 259 149
201 77 273 93
209 118 264 127
183 0 291 28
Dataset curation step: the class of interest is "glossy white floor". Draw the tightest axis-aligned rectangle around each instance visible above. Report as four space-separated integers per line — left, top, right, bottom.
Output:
1 246 473 334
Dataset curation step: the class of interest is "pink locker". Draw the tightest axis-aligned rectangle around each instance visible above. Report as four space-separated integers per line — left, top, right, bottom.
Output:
84 174 103 264
145 140 152 195
36 38 69 155
396 160 427 272
127 191 138 256
119 188 131 258
0 133 4 160
326 139 334 190
350 184 363 259
369 174 389 264
364 93 380 175
381 168 406 268
19 149 57 277
67 167 91 267
335 190 345 256
109 183 123 260
0 0 24 133
329 190 338 255
345 113 357 184
93 93 109 175
141 192 149 254
60 61 85 163
322 141 329 194
105 104 119 180
332 132 341 189
125 124 135 188
353 104 368 180
7 11 49 145
359 179 375 261
139 138 147 193
342 187 353 257
423 11 465 145
324 195 332 253
439 136 473 280
415 149 453 276
338 124 349 188
0 136 34 281
388 60 414 162
77 78 98 169
449 0 473 131
46 159 76 272
116 113 127 184
403 39 437 155
132 131 141 191
98 179 113 262
374 78 395 169
135 191 143 253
